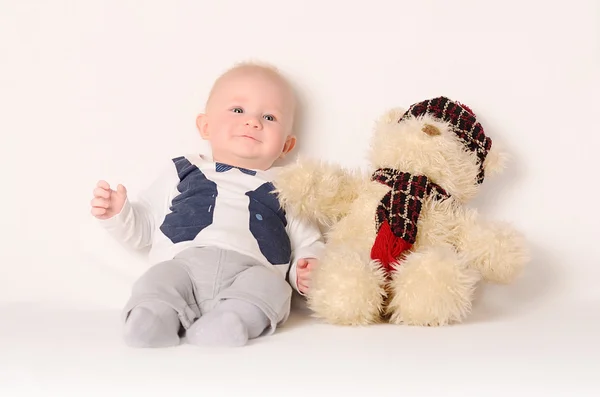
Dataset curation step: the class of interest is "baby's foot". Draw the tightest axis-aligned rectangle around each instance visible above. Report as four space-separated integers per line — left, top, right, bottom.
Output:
186 311 248 347
123 302 181 348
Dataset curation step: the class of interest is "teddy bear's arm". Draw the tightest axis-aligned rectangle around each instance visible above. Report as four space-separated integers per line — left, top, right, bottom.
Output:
454 205 530 284
273 157 364 227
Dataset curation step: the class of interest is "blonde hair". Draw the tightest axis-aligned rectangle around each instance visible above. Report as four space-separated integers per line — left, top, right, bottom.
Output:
205 60 296 110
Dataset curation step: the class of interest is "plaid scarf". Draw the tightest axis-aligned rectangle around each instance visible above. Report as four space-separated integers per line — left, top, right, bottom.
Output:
370 168 450 273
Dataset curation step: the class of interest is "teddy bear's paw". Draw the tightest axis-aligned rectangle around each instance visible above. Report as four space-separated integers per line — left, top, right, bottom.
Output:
463 221 530 284
307 247 387 326
386 245 480 326
272 157 361 226
271 158 322 219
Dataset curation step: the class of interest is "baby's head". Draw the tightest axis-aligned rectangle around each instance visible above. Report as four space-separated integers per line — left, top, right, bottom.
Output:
196 61 298 171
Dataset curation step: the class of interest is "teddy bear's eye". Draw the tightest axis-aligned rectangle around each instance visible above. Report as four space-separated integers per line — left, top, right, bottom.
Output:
422 124 441 136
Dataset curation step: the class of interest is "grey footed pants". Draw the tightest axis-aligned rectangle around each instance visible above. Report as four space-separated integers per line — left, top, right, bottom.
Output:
122 246 293 346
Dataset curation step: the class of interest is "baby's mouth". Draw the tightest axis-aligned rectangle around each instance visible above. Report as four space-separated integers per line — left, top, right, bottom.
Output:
240 134 261 142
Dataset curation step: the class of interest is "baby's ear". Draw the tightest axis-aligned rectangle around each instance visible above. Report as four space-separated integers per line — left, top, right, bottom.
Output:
196 114 209 139
280 134 297 158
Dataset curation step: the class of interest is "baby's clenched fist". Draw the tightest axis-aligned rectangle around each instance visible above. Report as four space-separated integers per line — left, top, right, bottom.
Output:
90 180 127 220
296 258 318 294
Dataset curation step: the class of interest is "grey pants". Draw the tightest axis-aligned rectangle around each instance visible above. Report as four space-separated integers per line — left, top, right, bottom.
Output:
122 246 293 335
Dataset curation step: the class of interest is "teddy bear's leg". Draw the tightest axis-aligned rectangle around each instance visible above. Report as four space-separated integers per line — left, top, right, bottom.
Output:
459 219 530 284
386 245 480 326
307 243 387 326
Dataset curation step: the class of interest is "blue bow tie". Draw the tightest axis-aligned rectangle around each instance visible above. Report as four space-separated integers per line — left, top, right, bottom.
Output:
215 162 257 176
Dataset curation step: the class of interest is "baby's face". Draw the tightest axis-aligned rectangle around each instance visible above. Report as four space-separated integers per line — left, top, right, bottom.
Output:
198 68 296 170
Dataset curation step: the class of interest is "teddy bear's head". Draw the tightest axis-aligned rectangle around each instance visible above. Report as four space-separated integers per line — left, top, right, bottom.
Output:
368 96 506 202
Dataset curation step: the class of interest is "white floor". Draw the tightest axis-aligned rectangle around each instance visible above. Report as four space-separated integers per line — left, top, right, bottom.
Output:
1 290 599 397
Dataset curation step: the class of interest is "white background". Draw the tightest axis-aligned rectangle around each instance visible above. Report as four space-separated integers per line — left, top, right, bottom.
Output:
1 0 599 396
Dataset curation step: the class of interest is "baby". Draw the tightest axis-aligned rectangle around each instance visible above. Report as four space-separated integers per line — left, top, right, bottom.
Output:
90 62 324 348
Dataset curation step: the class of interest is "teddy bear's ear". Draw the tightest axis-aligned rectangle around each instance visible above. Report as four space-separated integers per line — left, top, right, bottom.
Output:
483 140 509 177
375 107 407 128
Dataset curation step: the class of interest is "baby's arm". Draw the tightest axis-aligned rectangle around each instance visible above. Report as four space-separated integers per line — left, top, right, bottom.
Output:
285 214 326 296
96 161 177 250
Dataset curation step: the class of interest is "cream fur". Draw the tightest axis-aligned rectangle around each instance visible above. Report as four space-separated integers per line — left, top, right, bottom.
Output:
307 244 388 325
275 100 530 327
369 113 481 203
457 217 530 284
387 244 480 326
483 140 509 178
273 157 364 227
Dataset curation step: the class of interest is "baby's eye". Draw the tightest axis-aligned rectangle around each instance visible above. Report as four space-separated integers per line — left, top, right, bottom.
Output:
232 107 244 113
263 114 276 121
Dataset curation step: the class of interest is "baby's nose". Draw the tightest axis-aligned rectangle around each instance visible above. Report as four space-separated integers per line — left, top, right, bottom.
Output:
245 118 262 128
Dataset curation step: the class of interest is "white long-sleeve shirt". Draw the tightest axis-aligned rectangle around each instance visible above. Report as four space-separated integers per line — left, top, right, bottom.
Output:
98 153 325 294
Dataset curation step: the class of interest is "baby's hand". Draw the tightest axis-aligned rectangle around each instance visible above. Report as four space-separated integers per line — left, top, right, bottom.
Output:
296 258 318 294
90 180 127 220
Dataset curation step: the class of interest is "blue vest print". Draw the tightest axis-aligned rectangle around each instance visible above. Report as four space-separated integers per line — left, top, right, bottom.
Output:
160 156 218 244
246 182 291 265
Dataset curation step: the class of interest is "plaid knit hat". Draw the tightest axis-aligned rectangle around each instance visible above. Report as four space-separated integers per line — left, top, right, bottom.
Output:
398 96 492 184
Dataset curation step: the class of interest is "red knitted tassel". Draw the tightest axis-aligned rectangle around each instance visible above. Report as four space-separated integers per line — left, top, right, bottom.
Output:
371 220 412 274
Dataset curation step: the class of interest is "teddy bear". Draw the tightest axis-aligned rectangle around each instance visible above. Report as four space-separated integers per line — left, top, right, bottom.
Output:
273 96 530 327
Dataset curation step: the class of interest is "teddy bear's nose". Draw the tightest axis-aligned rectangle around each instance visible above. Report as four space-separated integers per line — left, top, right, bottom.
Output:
422 124 441 136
